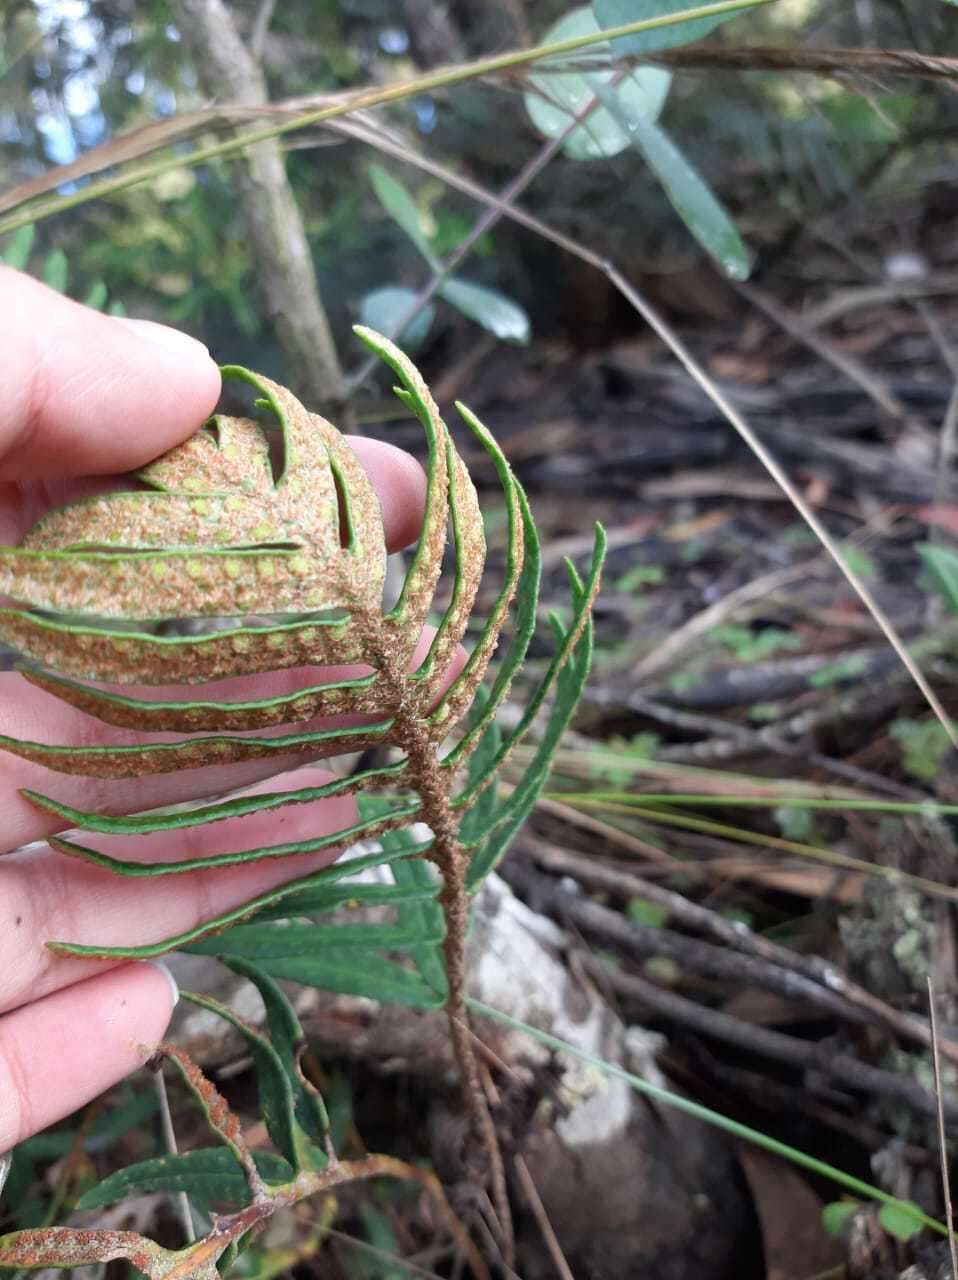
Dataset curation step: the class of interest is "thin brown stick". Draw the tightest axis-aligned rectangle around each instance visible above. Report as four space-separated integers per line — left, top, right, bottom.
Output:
928 977 958 1279
525 837 958 1068
513 1155 576 1280
580 952 958 1122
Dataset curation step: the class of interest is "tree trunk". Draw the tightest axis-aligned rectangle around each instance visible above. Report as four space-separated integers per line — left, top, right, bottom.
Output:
173 0 345 412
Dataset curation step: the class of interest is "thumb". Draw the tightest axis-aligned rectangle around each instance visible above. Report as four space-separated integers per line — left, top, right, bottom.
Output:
0 267 221 483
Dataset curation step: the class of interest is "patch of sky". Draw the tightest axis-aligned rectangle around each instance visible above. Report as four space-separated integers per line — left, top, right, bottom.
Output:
415 96 436 133
378 26 409 54
153 86 177 117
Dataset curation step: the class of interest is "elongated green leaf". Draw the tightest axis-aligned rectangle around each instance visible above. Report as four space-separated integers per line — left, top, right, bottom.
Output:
77 1149 293 1214
221 958 330 1143
83 280 108 310
0 715 394 779
2 223 34 269
441 479 539 765
189 920 444 956
455 524 605 816
359 285 435 348
0 608 367 686
352 328 452 649
41 247 68 292
19 663 380 732
525 7 671 161
466 554 599 889
919 544 958 613
385 827 448 1001
252 876 436 922
181 991 314 1172
590 79 750 280
190 921 445 1008
223 949 443 1008
438 278 530 344
369 164 439 269
457 692 503 846
594 0 741 51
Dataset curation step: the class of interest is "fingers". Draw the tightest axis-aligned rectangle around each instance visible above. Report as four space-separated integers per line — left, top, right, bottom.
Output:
0 627 464 851
346 436 427 554
0 269 221 483
0 963 175 1151
0 766 354 1013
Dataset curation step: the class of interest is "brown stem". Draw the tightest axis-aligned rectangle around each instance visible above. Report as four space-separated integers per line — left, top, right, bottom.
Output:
367 619 513 1266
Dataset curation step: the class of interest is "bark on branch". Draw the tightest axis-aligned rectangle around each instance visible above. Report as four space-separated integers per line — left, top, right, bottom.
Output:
173 0 345 411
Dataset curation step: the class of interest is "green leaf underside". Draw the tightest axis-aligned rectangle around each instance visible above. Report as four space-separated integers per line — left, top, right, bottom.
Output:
77 1149 294 1213
18 663 380 732
182 990 314 1171
0 716 397 778
221 958 330 1141
589 76 750 280
524 7 671 162
594 0 742 52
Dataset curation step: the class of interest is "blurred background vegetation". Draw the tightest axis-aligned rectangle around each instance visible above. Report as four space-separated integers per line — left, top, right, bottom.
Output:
3 0 956 377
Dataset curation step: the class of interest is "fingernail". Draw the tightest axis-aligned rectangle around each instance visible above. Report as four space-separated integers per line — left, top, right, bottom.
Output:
118 317 210 358
147 960 180 1010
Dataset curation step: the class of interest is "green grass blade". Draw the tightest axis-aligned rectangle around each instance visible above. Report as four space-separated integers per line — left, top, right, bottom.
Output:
471 998 946 1238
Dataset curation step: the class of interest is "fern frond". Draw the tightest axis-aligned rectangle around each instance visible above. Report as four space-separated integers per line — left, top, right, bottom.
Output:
0 329 605 1258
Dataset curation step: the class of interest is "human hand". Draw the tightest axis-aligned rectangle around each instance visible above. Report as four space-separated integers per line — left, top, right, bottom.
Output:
0 268 430 1152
